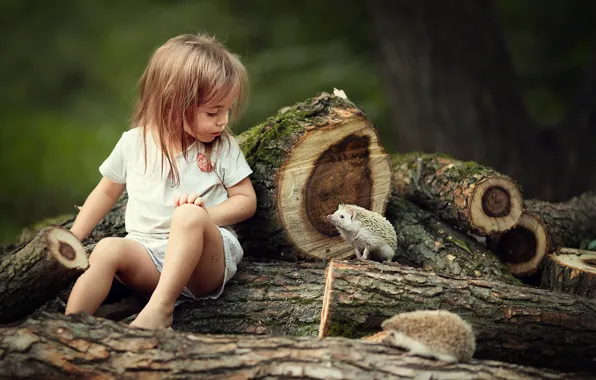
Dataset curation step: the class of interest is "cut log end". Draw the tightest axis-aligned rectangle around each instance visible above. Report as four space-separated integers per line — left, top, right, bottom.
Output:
541 248 596 298
470 176 523 235
490 211 549 276
46 227 88 270
278 117 392 260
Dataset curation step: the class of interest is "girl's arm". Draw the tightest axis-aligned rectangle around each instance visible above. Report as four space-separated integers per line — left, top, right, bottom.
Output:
70 177 126 241
206 177 257 226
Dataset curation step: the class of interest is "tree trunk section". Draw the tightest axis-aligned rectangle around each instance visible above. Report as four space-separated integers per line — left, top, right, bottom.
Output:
525 193 596 249
367 0 563 200
236 92 392 260
36 259 327 336
0 313 588 380
541 248 596 298
386 194 518 284
392 153 523 236
487 210 550 277
319 260 596 372
0 227 87 324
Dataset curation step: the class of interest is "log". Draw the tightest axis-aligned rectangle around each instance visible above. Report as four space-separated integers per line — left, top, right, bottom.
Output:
0 313 588 380
386 194 519 284
36 259 327 336
487 210 550 277
0 227 88 324
525 193 596 249
488 192 596 277
392 153 523 236
236 92 393 260
319 259 596 372
541 248 596 298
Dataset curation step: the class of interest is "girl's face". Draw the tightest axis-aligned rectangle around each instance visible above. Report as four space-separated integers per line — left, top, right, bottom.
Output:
190 91 236 143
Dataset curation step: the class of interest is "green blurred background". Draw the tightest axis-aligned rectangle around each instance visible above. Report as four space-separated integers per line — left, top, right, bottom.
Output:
0 0 594 243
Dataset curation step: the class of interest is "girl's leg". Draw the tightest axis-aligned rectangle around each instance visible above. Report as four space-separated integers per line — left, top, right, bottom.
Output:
65 237 160 315
130 204 225 329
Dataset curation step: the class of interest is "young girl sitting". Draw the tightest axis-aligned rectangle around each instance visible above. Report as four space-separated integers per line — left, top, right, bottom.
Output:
65 33 257 330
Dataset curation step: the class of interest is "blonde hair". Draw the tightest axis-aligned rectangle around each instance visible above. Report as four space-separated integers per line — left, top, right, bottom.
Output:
133 33 249 186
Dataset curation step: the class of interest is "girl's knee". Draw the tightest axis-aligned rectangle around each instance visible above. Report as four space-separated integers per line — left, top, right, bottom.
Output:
89 237 127 268
172 204 211 230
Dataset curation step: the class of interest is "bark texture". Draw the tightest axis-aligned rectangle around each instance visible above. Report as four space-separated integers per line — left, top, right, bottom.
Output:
0 227 87 324
386 194 518 284
525 193 596 249
36 259 326 337
236 92 392 260
320 260 596 372
392 153 523 236
541 248 596 298
0 313 588 380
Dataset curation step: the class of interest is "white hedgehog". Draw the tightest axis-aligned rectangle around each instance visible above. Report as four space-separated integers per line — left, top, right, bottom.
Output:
380 310 476 363
326 203 397 262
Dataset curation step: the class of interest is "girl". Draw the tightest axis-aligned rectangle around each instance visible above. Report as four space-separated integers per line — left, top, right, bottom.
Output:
65 33 256 330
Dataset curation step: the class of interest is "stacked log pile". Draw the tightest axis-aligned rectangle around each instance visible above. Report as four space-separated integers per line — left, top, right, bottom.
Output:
1 92 595 378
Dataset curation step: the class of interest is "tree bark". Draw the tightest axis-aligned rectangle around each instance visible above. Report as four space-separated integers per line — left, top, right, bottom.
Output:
386 194 519 284
524 193 596 250
319 260 596 372
0 226 87 324
235 92 393 261
35 259 327 337
0 313 588 380
392 153 523 236
541 248 596 298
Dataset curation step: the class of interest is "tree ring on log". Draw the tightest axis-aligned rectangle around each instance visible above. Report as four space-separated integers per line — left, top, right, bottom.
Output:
278 119 392 260
493 211 549 276
470 177 523 234
541 248 596 298
46 227 88 269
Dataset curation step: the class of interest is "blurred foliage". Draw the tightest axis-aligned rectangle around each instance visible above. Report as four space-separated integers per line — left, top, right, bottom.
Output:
0 0 594 243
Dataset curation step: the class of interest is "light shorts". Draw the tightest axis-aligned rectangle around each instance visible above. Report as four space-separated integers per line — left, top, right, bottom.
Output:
125 226 243 301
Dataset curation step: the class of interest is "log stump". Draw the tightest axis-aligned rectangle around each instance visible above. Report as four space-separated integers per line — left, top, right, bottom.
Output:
0 313 589 380
0 227 88 324
487 210 550 277
386 194 518 284
236 92 393 260
541 248 596 298
319 259 596 372
392 153 523 236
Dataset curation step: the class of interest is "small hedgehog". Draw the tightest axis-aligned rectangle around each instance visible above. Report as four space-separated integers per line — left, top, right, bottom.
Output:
380 310 476 363
327 203 397 262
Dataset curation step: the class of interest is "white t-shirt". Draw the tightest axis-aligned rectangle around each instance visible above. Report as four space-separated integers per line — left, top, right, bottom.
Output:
99 127 253 239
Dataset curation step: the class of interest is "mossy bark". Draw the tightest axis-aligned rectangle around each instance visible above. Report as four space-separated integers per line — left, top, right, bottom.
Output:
524 192 596 249
320 260 596 373
392 153 523 236
236 92 392 260
0 227 87 324
386 194 518 284
0 313 586 380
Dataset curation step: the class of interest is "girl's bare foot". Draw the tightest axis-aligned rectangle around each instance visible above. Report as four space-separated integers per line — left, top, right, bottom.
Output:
129 303 174 330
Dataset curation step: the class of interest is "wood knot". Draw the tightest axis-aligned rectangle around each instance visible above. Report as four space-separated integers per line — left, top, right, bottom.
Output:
482 186 511 218
58 242 76 261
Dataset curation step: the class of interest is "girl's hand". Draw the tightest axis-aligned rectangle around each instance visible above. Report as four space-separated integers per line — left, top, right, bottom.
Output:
174 192 205 207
